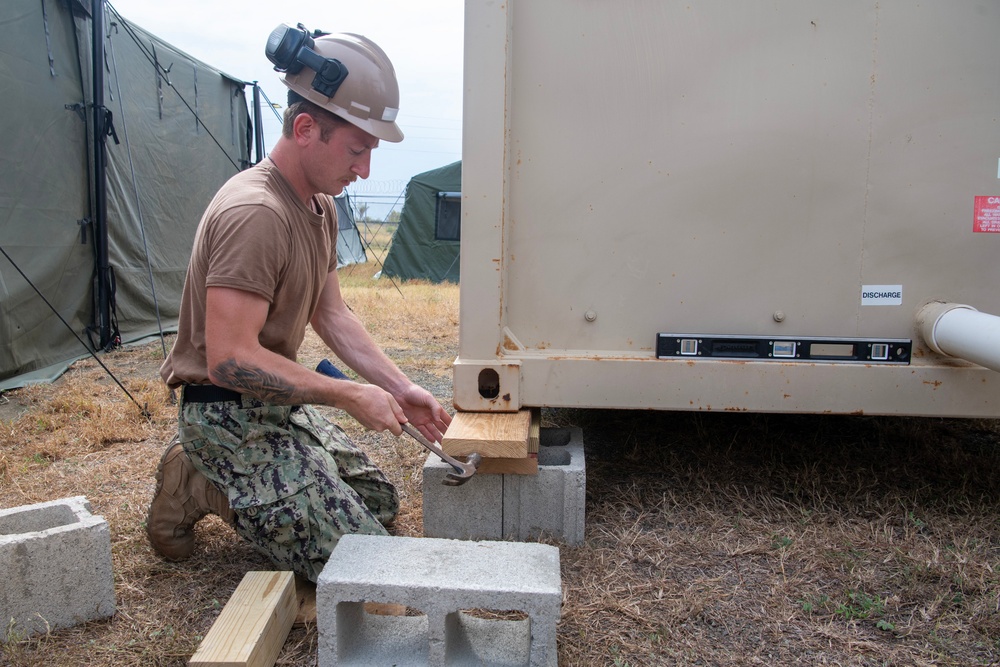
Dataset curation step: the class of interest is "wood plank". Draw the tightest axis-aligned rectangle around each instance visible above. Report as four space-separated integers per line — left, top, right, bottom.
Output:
479 409 540 473
529 407 540 454
189 571 297 667
294 576 316 627
441 409 531 458
478 454 538 475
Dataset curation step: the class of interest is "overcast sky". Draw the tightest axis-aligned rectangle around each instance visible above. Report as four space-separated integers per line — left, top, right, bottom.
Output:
105 0 464 208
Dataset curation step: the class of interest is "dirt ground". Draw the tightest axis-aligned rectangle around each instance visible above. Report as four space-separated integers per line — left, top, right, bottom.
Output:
2 288 1000 665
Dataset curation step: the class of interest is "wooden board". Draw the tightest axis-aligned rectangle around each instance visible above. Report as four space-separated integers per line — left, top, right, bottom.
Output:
478 454 538 475
479 409 541 473
189 571 297 667
294 576 316 627
441 409 531 458
529 407 540 454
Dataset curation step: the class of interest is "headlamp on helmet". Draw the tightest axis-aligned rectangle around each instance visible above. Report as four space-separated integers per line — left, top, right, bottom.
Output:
265 23 348 99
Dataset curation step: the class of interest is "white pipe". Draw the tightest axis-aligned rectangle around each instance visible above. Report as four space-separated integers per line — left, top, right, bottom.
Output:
916 302 1000 373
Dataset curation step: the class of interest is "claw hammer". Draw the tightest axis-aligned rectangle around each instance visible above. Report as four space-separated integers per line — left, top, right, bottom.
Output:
316 359 481 486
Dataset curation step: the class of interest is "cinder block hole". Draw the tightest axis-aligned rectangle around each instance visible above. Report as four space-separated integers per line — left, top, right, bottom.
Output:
362 602 420 617
445 608 531 666
538 447 570 466
336 601 428 664
537 427 573 466
0 505 76 535
540 427 571 448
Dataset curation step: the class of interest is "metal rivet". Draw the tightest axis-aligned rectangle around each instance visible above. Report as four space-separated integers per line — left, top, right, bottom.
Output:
585 310 598 322
773 311 786 322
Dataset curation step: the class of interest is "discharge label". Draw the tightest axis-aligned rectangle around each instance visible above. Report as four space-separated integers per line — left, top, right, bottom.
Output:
861 285 903 306
974 196 1000 233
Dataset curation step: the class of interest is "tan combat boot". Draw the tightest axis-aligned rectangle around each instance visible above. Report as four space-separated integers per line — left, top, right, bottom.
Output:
146 438 235 560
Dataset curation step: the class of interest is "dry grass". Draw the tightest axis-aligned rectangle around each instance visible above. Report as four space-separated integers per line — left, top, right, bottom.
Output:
2 262 1000 665
554 410 1000 665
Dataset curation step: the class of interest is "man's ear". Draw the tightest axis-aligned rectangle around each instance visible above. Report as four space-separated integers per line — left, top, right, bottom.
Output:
292 112 317 144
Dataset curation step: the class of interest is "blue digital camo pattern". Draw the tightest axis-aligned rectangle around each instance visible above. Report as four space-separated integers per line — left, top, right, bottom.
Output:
177 394 398 582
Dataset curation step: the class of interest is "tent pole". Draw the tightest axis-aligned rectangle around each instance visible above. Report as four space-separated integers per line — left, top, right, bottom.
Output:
252 82 265 164
91 0 113 349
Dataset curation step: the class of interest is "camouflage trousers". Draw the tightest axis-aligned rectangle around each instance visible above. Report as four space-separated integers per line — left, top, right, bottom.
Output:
177 394 398 582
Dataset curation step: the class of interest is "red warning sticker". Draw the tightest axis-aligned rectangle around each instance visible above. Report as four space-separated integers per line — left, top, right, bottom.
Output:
974 196 1000 233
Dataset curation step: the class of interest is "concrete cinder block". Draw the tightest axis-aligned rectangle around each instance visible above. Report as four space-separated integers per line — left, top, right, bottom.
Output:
504 428 586 545
423 427 586 545
0 496 115 640
317 534 561 666
422 456 504 541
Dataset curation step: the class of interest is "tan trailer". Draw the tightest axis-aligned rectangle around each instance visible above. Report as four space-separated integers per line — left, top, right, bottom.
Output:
454 1 1000 419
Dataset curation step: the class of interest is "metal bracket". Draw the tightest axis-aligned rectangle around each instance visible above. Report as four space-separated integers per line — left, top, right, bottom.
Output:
77 218 91 244
64 103 87 122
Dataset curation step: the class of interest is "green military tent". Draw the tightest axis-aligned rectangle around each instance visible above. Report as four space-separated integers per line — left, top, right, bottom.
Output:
334 192 368 269
381 161 461 283
1 0 251 387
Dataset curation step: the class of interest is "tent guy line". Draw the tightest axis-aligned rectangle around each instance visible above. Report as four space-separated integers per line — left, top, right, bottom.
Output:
0 244 151 419
108 1 244 171
107 23 168 361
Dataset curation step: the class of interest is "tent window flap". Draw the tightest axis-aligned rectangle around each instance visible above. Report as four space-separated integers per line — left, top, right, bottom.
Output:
434 191 461 241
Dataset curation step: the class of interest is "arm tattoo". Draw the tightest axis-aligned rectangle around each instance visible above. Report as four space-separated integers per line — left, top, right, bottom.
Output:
213 358 299 405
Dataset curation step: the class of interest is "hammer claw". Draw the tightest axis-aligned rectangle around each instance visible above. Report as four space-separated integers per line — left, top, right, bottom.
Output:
401 423 480 486
313 360 475 484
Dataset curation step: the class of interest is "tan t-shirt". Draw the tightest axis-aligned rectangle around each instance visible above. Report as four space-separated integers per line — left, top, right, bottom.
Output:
161 159 338 388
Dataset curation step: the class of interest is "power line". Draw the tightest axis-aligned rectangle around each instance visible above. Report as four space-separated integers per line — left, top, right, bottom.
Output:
401 113 462 124
379 146 461 156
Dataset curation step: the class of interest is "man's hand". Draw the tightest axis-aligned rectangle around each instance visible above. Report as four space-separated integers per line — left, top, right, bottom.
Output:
395 383 452 444
340 382 407 436
311 274 451 441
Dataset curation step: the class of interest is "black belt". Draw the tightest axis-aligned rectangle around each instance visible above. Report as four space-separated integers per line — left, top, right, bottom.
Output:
182 384 244 403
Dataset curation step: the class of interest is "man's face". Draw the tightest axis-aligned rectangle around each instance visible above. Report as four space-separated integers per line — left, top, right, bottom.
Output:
302 118 379 197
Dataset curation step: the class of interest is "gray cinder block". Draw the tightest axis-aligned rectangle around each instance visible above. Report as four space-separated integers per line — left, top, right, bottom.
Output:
422 457 503 541
423 426 586 545
317 534 561 666
0 496 115 640
504 427 586 545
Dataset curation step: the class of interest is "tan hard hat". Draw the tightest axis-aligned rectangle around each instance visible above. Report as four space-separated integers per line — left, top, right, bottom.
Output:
281 33 403 143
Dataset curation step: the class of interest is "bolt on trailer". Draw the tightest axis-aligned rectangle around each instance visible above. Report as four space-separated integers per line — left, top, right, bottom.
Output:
454 1 1000 418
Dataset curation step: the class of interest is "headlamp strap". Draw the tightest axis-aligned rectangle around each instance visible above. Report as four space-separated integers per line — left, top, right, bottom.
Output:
296 48 349 99
266 24 349 99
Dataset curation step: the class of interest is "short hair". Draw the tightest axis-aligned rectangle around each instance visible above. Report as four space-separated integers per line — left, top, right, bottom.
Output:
281 95 349 142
